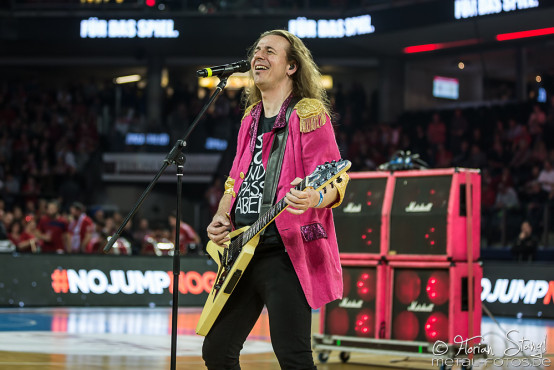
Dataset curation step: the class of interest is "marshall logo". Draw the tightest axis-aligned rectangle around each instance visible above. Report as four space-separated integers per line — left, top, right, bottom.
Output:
343 202 362 213
338 298 363 308
407 301 435 312
405 201 433 213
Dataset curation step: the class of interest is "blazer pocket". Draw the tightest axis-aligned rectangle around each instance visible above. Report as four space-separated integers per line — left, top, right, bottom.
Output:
300 222 328 242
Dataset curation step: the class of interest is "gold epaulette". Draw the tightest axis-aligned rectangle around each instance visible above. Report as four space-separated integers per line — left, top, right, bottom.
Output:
296 98 327 133
241 101 260 122
223 176 236 197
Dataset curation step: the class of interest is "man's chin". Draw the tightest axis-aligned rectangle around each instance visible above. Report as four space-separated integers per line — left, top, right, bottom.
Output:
254 80 270 91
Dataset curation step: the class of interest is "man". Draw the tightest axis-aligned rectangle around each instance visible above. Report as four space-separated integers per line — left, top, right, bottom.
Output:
68 202 94 253
537 159 554 198
511 220 538 262
16 215 42 253
203 29 349 369
36 200 69 253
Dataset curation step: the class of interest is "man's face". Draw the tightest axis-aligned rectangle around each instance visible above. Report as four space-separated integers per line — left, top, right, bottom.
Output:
47 203 58 217
251 35 292 92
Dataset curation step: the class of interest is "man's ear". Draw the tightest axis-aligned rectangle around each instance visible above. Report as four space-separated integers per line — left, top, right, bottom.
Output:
288 62 297 76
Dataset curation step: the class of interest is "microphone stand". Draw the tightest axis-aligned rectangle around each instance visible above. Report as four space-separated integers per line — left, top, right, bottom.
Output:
104 77 229 370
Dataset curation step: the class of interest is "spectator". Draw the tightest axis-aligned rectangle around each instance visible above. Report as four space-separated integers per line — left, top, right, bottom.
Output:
511 221 538 262
8 220 22 246
452 140 470 167
36 200 69 253
488 139 511 176
466 144 488 169
435 144 452 168
68 202 94 253
510 137 532 178
505 118 525 145
20 175 40 206
426 112 446 148
449 108 468 153
494 182 520 210
493 181 522 243
521 174 547 233
120 220 138 255
545 96 554 147
132 217 150 253
3 172 20 209
16 215 42 253
168 210 201 255
0 208 15 253
537 159 554 197
410 124 429 159
141 222 172 256
527 104 546 138
85 220 106 254
530 139 548 165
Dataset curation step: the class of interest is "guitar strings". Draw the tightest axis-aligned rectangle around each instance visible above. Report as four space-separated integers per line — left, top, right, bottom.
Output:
226 180 306 258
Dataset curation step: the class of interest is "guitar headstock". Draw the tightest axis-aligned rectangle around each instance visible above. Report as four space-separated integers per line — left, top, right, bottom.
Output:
305 159 351 190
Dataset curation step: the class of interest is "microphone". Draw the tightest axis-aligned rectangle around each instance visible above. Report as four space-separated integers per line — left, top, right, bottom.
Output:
196 60 250 78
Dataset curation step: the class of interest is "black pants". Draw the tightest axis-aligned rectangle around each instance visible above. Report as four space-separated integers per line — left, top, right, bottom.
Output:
202 249 316 370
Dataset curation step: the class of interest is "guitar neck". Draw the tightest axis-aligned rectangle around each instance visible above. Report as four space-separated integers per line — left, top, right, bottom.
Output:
246 178 306 241
228 178 306 254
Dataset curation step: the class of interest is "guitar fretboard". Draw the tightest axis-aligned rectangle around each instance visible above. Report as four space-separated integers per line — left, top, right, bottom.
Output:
228 178 307 256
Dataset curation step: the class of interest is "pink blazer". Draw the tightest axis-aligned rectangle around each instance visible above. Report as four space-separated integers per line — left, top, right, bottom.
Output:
225 98 346 308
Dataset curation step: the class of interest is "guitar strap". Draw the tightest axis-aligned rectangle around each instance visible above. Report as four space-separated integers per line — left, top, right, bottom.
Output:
259 96 300 236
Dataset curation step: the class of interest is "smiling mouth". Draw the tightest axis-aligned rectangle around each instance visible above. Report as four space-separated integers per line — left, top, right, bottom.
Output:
255 66 269 71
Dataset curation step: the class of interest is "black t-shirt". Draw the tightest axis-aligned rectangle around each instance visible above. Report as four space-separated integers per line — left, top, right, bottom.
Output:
233 115 284 251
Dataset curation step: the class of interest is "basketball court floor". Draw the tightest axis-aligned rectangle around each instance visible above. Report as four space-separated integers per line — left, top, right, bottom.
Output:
0 307 552 369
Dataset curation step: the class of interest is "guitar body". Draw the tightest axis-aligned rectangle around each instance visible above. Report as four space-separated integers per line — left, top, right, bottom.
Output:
196 226 260 336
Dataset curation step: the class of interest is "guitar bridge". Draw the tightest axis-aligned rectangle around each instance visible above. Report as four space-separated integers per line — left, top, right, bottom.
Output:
223 269 243 294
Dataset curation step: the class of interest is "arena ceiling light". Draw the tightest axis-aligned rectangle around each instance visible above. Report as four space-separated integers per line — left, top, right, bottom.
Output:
496 27 554 41
114 75 141 84
403 38 480 54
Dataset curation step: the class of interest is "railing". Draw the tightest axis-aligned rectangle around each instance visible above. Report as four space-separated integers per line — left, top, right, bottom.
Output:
482 201 554 248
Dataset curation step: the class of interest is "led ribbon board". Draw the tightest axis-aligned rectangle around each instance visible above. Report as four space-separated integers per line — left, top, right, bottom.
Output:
454 0 539 19
288 15 375 38
80 17 179 38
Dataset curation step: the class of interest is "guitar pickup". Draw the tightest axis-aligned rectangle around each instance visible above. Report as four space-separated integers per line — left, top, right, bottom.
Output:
223 270 243 294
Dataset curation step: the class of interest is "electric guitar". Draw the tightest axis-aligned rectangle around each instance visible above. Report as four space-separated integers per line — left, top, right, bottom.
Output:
196 159 351 336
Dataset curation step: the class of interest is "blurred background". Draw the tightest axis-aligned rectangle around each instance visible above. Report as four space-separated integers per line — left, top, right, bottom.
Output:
1 0 554 258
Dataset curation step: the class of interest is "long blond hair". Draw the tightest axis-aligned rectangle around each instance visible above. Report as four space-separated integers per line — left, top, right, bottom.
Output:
242 29 330 113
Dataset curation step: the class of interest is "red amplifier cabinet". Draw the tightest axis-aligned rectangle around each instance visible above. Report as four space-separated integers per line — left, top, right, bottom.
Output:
386 168 480 261
333 172 391 259
320 260 386 339
385 261 482 344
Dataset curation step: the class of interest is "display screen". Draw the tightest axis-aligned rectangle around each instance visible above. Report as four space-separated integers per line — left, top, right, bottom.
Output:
433 76 459 100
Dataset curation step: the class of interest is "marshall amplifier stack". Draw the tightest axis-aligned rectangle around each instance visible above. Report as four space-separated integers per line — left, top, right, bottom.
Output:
315 168 482 360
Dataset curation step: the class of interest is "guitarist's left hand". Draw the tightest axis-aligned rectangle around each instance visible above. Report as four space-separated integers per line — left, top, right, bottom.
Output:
285 177 320 215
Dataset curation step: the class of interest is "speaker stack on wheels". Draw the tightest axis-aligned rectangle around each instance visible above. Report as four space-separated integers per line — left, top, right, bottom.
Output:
316 168 482 364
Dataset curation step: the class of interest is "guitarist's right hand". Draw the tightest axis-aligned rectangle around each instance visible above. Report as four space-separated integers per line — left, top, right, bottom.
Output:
207 212 231 247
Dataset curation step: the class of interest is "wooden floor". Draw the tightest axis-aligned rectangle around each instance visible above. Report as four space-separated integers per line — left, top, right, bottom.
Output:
0 351 438 370
0 307 552 369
